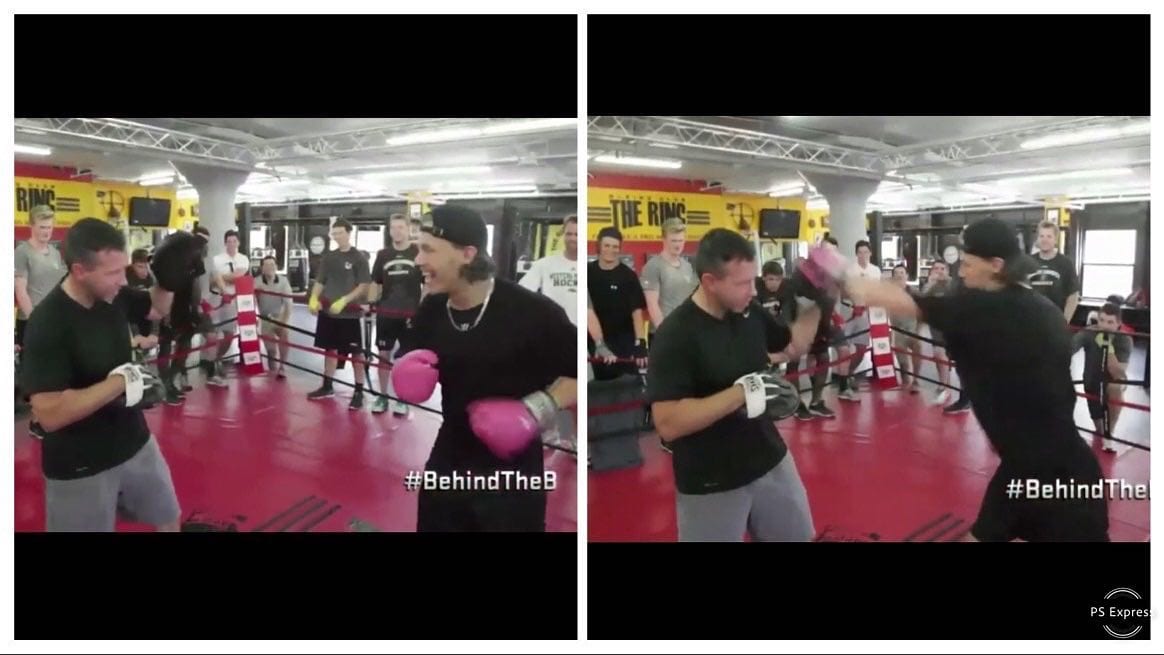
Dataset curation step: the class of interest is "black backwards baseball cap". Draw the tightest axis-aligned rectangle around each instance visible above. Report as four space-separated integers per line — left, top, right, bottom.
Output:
421 204 488 251
961 217 1037 282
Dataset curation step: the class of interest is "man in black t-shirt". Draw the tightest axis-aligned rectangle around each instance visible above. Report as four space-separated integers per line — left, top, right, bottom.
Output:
587 227 648 380
390 205 576 532
1071 302 1132 453
370 214 424 417
647 229 822 542
835 218 1108 542
20 218 190 532
778 238 845 419
307 219 371 408
755 260 785 319
126 248 156 338
1028 220 1080 322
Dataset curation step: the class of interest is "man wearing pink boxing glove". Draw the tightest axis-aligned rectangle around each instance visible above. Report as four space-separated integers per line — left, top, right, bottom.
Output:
390 204 576 532
815 218 1107 543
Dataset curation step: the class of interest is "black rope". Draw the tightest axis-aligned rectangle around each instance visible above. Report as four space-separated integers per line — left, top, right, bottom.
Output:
890 325 947 349
266 354 443 416
1073 425 1150 451
256 313 322 342
892 366 962 392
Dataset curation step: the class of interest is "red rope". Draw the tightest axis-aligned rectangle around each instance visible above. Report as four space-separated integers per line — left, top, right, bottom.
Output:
257 334 393 372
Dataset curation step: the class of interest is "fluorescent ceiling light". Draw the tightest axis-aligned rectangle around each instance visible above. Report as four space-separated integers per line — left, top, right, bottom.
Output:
138 175 175 186
441 184 539 194
386 127 483 147
177 188 200 199
807 199 829 210
480 118 576 135
649 142 680 149
593 154 682 170
15 144 52 156
1020 122 1150 150
768 184 805 198
1002 168 1136 184
365 165 493 178
385 118 575 147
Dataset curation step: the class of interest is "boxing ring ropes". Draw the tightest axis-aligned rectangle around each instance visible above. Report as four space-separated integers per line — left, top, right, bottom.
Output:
126 275 579 457
587 306 1150 454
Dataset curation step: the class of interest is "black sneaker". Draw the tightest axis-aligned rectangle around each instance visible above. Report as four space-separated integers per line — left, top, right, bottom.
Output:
808 401 836 419
943 397 972 415
164 387 185 406
795 403 815 421
659 437 673 454
29 420 47 439
308 386 335 401
349 391 364 411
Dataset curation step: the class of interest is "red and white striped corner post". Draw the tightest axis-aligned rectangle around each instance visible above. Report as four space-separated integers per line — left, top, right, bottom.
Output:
232 274 266 376
866 306 899 389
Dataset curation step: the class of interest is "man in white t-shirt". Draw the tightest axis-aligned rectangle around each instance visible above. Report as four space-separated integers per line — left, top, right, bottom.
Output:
207 229 252 386
518 214 578 325
517 214 578 452
836 239 882 402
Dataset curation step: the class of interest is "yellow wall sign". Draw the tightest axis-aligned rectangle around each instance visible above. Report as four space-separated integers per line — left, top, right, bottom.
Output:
587 186 809 241
15 176 186 228
15 177 97 226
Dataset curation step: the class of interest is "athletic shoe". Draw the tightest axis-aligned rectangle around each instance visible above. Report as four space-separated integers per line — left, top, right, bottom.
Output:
276 367 286 380
178 374 193 392
1102 439 1117 453
164 386 185 406
390 400 411 417
943 397 972 415
808 401 836 419
837 388 860 402
795 403 814 421
370 396 389 414
308 386 335 401
349 391 365 411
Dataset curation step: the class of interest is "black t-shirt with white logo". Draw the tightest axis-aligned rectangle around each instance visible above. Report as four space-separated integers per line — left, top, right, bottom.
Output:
915 286 1098 471
646 297 792 495
1027 252 1079 311
21 283 153 480
587 261 647 348
372 245 423 314
755 278 784 319
401 279 575 478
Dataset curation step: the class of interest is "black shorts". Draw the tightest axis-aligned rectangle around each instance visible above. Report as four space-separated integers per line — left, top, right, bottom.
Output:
376 317 409 351
15 319 27 347
810 324 845 356
971 463 1110 542
416 485 547 532
1086 384 1106 420
314 314 363 355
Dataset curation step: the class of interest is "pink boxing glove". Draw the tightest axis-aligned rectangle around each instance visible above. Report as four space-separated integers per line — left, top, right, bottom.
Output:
801 244 849 291
391 349 440 404
468 391 558 460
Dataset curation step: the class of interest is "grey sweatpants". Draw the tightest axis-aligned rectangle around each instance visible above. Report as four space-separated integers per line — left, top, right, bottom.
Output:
676 454 814 542
45 435 181 532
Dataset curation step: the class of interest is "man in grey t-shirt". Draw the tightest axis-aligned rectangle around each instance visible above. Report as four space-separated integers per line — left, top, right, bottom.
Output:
15 205 66 345
641 218 697 330
307 219 371 408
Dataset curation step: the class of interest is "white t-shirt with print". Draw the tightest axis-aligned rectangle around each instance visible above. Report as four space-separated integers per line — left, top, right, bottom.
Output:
518 253 577 325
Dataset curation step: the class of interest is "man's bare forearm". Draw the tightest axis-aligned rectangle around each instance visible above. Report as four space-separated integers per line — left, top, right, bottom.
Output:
547 376 577 409
632 309 647 341
1064 293 1080 322
845 278 921 319
653 386 745 442
31 377 126 432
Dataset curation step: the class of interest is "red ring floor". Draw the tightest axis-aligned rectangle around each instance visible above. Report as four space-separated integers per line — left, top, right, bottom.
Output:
14 365 578 533
589 374 1150 543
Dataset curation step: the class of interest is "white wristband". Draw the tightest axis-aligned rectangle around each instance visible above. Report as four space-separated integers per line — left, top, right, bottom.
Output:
735 373 767 419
